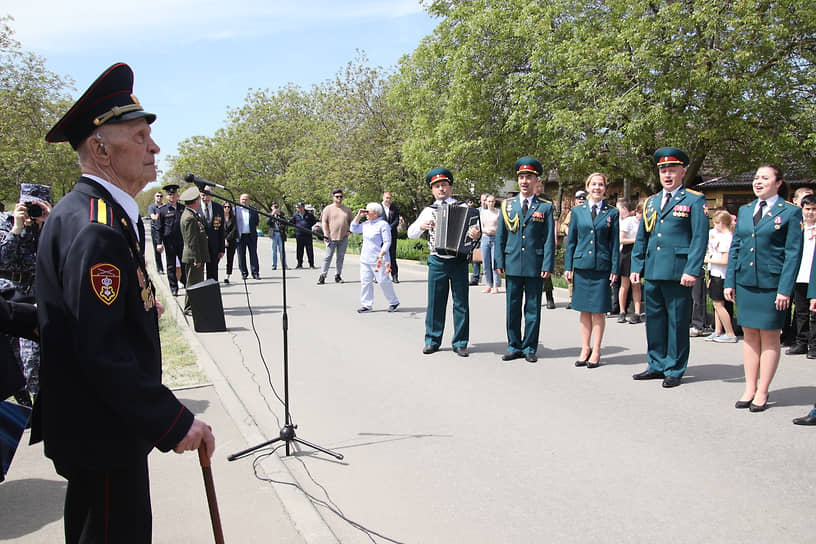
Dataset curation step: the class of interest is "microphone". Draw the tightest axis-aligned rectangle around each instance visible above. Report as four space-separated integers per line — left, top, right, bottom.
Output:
184 174 228 191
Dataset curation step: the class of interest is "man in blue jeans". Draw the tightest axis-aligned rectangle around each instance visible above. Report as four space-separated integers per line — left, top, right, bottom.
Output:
267 203 287 270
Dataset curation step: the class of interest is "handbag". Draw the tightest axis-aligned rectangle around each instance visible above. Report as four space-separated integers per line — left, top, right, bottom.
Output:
471 247 483 264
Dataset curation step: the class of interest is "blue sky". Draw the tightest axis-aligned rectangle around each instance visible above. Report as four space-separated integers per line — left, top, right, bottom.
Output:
3 1 438 180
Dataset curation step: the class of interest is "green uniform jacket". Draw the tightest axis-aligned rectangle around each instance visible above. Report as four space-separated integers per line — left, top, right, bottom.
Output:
726 199 802 295
495 195 555 276
180 208 210 265
630 187 708 280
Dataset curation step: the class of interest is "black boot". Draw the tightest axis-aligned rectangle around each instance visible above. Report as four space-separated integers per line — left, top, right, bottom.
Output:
545 290 555 309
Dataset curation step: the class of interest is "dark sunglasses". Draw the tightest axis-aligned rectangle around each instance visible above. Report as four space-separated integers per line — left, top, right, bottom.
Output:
334 194 344 198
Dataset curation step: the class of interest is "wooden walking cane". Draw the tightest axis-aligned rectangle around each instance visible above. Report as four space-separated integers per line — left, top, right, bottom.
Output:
198 444 226 543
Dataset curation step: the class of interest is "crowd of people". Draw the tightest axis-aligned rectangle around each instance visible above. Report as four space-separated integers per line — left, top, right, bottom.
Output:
5 62 816 542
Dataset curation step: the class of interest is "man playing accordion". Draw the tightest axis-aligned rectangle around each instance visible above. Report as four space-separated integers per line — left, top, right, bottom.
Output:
408 168 481 357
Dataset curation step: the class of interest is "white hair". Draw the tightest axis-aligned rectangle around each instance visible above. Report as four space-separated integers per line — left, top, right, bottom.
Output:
366 202 383 217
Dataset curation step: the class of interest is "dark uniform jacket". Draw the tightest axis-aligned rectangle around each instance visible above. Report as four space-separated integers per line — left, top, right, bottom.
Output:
290 210 317 239
726 198 803 294
33 177 193 470
495 195 555 276
156 201 185 248
630 187 708 281
181 207 210 265
202 201 225 256
0 290 37 399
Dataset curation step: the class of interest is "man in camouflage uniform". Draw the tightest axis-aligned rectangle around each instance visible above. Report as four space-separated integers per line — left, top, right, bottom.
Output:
0 183 51 403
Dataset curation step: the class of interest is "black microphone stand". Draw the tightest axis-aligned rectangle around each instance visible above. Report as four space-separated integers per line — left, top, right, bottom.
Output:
195 185 343 461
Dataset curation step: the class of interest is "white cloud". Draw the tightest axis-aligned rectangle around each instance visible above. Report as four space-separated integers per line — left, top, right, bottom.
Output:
2 0 427 50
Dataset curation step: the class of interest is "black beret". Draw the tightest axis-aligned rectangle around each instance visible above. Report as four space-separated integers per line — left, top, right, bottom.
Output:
45 63 156 150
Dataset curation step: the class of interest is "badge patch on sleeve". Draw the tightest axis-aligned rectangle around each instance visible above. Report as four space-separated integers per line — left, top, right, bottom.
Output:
89 263 121 305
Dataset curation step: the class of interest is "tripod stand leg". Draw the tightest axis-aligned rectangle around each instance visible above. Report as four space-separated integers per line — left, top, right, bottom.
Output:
227 436 283 461
291 436 344 460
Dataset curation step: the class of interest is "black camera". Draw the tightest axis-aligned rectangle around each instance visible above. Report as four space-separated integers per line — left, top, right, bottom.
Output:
25 202 42 218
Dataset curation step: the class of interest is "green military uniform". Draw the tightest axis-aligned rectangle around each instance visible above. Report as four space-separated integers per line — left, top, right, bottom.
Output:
630 148 708 381
495 158 555 357
180 186 210 314
727 197 803 330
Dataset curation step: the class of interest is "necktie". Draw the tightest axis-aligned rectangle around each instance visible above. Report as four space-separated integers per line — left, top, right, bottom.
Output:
661 192 672 211
754 200 766 226
204 205 210 224
591 204 597 220
522 198 529 218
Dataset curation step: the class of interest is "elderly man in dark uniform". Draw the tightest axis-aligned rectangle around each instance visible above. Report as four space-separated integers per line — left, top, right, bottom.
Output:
36 62 214 543
382 191 401 282
156 183 185 295
147 190 164 272
198 186 224 281
495 157 555 363
630 147 709 388
180 186 210 315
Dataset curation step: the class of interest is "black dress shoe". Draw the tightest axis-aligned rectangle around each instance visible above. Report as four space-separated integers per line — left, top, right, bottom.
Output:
501 351 523 361
793 414 816 425
453 347 469 357
253 274 261 280
662 376 682 388
422 345 439 355
525 352 537 363
574 359 587 367
357 307 372 313
632 369 663 380
785 344 808 355
734 399 753 409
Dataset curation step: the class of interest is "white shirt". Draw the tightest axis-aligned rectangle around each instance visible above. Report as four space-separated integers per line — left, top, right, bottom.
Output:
82 174 140 240
620 215 640 250
754 194 779 218
238 206 251 234
707 228 732 279
797 222 816 283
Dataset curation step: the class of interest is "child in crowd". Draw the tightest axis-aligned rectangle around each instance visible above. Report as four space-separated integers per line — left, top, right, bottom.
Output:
704 209 737 342
616 198 642 323
787 194 816 357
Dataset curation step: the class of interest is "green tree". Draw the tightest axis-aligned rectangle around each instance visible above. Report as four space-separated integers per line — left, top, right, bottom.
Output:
0 17 77 204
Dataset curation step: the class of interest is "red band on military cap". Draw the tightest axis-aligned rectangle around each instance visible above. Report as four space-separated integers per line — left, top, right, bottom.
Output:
517 164 538 173
430 173 450 183
657 156 683 166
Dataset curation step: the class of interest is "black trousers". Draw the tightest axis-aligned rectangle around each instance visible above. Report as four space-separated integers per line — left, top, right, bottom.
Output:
295 237 314 267
57 457 152 544
163 240 186 292
690 272 707 329
792 282 816 348
388 231 399 278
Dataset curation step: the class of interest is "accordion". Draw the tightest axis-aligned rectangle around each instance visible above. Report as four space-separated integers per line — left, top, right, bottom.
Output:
434 203 480 257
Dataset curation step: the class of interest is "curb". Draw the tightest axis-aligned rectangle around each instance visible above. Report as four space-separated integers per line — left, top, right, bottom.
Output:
147 228 339 544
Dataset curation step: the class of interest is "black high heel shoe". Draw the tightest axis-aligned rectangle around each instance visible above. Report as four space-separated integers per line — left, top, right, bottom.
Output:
574 348 592 367
749 395 770 412
734 399 753 409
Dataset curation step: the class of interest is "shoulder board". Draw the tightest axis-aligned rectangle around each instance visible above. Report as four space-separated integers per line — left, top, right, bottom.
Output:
89 198 114 227
685 188 703 196
536 194 553 203
785 200 795 206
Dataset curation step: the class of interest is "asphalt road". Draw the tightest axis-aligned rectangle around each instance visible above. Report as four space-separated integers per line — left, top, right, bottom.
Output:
186 238 816 544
